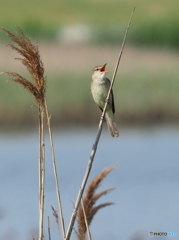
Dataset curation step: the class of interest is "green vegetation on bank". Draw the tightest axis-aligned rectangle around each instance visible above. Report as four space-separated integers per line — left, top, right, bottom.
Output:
0 0 179 47
0 67 179 127
0 0 179 128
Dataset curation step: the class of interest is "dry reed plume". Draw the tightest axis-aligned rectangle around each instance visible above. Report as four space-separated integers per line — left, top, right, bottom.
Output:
77 166 115 240
1 27 46 240
2 27 66 240
51 205 61 237
1 27 46 105
51 205 59 227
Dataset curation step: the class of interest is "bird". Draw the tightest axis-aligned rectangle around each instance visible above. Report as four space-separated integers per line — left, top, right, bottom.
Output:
91 63 119 137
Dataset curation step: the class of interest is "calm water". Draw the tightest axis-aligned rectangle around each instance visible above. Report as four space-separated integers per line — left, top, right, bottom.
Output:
0 125 179 240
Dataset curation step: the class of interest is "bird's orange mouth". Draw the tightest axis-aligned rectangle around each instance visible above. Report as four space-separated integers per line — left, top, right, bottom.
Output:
100 63 108 73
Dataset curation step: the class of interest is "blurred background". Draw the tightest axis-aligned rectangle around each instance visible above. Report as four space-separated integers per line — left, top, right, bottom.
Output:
0 0 178 240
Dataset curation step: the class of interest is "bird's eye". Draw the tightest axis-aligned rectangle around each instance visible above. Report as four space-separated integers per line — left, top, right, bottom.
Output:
96 68 99 71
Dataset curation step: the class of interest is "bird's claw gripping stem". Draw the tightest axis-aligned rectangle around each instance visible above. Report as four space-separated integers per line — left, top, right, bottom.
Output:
100 115 105 121
105 98 110 104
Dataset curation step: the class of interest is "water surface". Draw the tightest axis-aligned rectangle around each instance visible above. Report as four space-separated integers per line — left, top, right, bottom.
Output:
0 126 178 240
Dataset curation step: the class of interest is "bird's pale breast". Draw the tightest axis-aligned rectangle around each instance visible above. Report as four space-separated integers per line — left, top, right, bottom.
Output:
91 80 110 109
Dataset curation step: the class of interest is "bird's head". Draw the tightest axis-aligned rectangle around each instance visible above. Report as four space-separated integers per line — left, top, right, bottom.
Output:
92 63 108 80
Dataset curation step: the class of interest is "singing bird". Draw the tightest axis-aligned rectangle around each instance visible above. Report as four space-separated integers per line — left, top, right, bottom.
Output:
91 63 119 137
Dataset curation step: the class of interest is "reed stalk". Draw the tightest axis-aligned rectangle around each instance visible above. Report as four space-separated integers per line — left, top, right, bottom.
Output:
48 216 52 240
45 98 66 239
39 104 45 240
80 198 92 240
66 7 136 240
1 28 46 240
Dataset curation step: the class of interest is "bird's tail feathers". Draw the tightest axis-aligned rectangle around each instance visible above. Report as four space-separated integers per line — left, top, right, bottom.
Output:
105 114 119 137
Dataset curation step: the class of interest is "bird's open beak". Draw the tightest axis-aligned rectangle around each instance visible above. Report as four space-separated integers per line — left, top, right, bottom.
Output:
100 63 108 73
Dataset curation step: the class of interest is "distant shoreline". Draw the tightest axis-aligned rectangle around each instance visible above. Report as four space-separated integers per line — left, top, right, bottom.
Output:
0 44 178 129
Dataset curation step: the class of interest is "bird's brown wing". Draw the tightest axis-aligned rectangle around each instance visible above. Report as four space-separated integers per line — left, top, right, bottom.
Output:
106 78 115 114
111 89 115 114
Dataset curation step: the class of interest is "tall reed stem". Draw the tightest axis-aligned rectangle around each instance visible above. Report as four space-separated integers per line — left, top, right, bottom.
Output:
80 198 92 240
66 7 136 240
1 27 47 240
48 216 51 240
39 104 45 240
45 98 66 239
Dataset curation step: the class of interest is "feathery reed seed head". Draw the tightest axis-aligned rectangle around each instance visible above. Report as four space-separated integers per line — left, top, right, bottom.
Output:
77 166 115 240
51 206 59 226
1 28 46 106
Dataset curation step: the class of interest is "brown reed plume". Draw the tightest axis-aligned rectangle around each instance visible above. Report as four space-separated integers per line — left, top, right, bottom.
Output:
77 166 115 240
1 27 46 105
2 27 66 240
51 205 61 237
1 27 46 240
